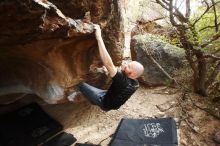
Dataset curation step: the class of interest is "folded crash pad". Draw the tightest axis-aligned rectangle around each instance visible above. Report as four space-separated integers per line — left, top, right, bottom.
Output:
109 117 178 146
0 103 63 146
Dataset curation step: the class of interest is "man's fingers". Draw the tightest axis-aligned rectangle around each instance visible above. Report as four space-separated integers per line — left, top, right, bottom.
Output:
93 24 101 38
94 26 98 30
93 24 100 30
93 24 97 28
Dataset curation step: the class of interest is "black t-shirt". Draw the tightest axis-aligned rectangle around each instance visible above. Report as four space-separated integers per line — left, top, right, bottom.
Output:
103 70 139 110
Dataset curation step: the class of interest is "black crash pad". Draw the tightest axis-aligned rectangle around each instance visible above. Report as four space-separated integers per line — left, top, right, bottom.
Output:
0 103 63 146
75 143 101 146
42 132 76 146
109 117 178 146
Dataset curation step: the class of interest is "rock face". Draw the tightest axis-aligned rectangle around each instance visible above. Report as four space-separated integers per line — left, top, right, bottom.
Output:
214 131 220 143
131 34 185 86
0 0 125 104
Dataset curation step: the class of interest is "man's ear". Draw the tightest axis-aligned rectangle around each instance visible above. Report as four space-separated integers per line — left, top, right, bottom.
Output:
130 72 137 79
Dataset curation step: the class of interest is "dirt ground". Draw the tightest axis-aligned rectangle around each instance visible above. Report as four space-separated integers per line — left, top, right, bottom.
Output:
0 85 220 146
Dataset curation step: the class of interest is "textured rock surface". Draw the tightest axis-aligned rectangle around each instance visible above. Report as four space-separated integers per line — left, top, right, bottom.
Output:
130 34 185 86
214 131 220 143
0 0 125 104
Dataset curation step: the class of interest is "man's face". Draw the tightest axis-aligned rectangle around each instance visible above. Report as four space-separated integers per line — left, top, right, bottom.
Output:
122 61 144 79
122 62 134 77
123 63 132 75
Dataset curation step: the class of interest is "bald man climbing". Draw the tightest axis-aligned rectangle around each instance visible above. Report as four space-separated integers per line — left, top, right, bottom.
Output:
78 24 144 111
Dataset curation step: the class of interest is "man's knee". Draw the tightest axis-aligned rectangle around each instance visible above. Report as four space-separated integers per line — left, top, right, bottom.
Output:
76 82 83 88
77 82 88 88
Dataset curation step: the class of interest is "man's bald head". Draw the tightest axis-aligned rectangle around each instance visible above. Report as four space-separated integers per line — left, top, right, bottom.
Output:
123 61 144 79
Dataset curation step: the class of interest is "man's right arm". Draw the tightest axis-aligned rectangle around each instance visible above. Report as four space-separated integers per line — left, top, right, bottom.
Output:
94 24 117 77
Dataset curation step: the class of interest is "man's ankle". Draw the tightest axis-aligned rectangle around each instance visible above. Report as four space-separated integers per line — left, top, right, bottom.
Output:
67 91 81 102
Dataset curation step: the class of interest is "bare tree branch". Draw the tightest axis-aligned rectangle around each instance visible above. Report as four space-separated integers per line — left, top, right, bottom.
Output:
192 1 210 26
199 22 220 32
169 0 179 26
155 0 188 23
201 32 220 48
161 0 169 5
185 0 191 19
193 1 220 26
214 48 220 54
172 2 188 23
176 0 184 9
206 61 220 88
174 0 178 8
143 48 179 86
211 0 219 32
155 0 169 10
204 54 220 60
137 16 167 23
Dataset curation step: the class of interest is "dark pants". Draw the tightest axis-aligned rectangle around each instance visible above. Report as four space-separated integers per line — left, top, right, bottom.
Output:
78 82 107 110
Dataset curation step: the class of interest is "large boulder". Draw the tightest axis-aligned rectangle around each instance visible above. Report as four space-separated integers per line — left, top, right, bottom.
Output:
0 0 126 104
131 34 185 86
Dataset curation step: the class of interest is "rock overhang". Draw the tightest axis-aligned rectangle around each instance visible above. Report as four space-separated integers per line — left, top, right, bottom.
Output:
0 0 125 104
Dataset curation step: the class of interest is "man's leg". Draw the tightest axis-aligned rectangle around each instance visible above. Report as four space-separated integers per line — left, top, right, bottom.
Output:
77 82 106 108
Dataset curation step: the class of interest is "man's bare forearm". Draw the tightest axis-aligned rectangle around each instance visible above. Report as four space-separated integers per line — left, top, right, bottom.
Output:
96 37 114 67
94 24 117 77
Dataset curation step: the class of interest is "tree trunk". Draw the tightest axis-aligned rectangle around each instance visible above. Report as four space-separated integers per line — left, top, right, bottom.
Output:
177 28 207 96
194 50 207 96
